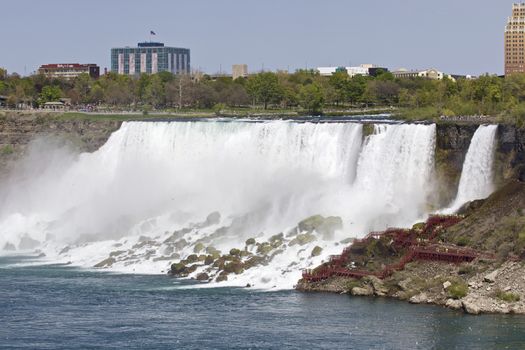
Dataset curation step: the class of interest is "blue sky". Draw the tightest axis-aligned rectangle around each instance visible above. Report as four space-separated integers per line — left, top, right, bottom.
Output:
0 0 511 76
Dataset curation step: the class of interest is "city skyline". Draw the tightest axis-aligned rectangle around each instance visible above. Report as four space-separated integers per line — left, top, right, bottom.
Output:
0 0 513 76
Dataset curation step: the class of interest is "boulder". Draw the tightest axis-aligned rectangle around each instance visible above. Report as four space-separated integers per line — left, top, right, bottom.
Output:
409 293 429 304
256 242 273 255
365 276 389 296
311 246 323 257
109 250 126 257
351 286 374 296
462 300 481 315
245 238 256 246
216 272 228 282
484 269 499 283
170 262 188 276
443 281 452 290
204 255 215 265
205 212 221 226
317 216 343 239
445 299 463 310
186 254 199 263
298 215 325 233
193 242 205 253
196 273 209 281
229 248 241 256
94 257 116 268
289 233 316 246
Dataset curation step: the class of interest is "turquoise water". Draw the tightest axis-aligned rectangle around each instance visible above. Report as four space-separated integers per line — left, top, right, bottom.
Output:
1 256 524 349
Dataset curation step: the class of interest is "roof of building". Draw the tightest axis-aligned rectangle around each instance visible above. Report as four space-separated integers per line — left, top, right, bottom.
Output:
39 64 98 69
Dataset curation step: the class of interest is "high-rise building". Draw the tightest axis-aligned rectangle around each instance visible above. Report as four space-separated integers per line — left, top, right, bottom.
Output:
38 64 100 79
505 3 525 75
232 64 248 80
111 42 190 75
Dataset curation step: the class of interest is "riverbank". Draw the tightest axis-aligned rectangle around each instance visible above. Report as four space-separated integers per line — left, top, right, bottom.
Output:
296 181 525 315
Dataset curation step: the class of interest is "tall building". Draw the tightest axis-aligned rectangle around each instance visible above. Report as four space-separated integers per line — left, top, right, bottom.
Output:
38 64 100 79
232 64 248 80
505 3 525 75
111 42 190 75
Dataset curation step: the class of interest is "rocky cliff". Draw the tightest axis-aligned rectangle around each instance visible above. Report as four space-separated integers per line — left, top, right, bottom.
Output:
0 112 121 179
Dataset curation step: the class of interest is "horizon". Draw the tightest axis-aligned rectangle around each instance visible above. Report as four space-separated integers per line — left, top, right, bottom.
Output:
0 0 516 76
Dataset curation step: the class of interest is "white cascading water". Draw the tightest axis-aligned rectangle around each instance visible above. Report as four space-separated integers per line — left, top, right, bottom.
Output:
0 121 436 289
444 124 498 213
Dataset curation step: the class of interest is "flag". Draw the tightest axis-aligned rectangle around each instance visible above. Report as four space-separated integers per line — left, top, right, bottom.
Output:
150 31 156 35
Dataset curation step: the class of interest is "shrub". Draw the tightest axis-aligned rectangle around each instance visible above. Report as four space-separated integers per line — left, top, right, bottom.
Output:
1 145 14 155
447 281 468 299
495 289 521 302
456 236 470 247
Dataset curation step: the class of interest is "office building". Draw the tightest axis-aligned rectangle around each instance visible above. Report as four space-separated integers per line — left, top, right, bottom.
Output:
232 64 248 79
505 3 525 75
38 64 100 79
392 68 444 80
111 42 190 75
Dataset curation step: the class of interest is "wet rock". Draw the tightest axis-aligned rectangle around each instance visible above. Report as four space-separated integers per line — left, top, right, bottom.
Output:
223 260 244 274
163 228 192 243
256 242 273 255
186 254 199 263
3 242 16 251
340 237 355 244
193 242 205 253
229 248 241 256
409 293 429 304
196 273 209 281
244 256 267 269
298 215 325 233
205 246 221 258
174 239 188 251
109 250 126 257
462 300 481 315
289 233 316 246
94 257 116 268
170 262 187 275
204 255 215 265
205 212 221 226
311 246 323 257
245 238 256 246
446 299 463 310
59 246 71 255
317 216 343 239
216 272 228 282
351 286 374 296
19 236 40 250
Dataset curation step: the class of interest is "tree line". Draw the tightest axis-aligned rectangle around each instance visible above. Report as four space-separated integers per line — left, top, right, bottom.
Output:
0 67 524 124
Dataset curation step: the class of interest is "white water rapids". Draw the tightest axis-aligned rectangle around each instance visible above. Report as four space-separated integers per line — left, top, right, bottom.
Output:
0 121 495 289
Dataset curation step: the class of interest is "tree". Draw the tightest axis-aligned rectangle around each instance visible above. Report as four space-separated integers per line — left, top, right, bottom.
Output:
299 83 324 114
328 71 349 106
37 85 62 106
246 72 283 109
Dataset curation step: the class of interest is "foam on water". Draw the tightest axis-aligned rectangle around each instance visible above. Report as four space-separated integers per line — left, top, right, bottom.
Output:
0 121 437 289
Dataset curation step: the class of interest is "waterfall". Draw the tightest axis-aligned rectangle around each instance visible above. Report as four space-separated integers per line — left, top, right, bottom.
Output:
0 121 437 289
446 124 498 213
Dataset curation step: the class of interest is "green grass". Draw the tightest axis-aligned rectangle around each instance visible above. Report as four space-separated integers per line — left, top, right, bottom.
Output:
495 289 521 302
1 145 14 155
